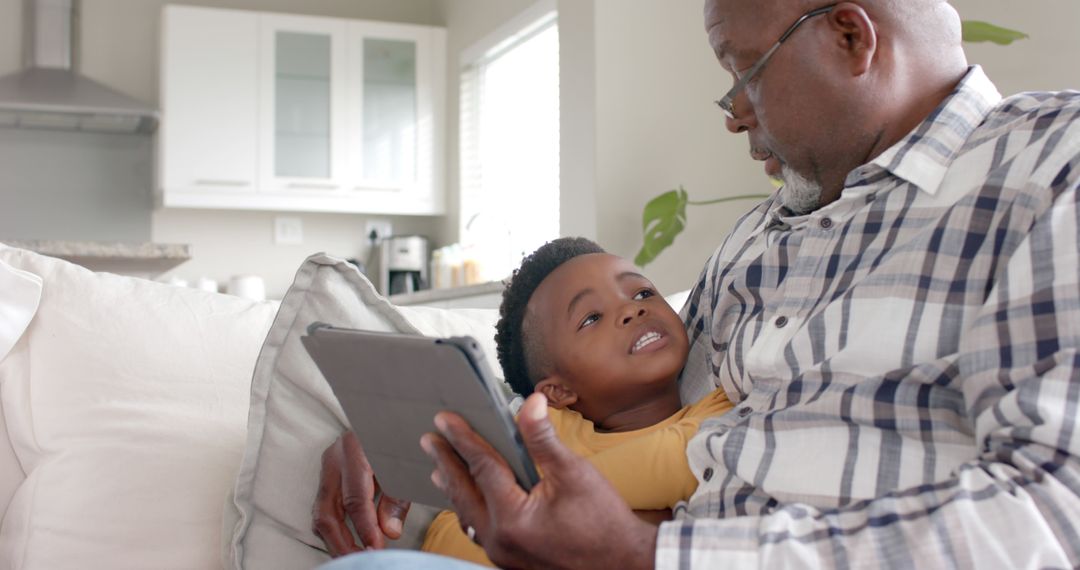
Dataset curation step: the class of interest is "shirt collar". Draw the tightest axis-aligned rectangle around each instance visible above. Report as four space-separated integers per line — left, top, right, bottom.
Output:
0 256 42 363
856 66 1002 196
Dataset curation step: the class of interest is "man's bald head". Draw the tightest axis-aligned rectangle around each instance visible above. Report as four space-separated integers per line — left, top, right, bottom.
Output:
703 0 967 209
705 0 961 55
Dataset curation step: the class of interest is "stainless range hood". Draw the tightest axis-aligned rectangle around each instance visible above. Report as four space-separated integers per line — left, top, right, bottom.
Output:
0 0 158 134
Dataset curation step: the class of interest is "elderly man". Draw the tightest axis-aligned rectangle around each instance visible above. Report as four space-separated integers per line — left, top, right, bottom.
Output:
317 0 1080 568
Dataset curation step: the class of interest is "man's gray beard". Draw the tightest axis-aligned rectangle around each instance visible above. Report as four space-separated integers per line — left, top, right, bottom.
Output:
777 164 824 215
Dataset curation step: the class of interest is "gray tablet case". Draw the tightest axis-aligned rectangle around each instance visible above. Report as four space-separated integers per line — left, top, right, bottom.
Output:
301 324 539 509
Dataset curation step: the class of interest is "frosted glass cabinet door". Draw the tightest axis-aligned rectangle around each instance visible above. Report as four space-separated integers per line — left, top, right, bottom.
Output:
361 38 417 185
275 32 331 178
260 14 347 193
347 22 445 214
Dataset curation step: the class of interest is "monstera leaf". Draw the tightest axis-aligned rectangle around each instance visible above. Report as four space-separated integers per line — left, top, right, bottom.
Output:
962 21 1028 45
636 187 688 267
635 188 769 267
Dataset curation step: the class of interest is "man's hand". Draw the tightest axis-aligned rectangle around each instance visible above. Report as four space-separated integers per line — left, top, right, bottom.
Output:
421 393 658 570
312 431 412 556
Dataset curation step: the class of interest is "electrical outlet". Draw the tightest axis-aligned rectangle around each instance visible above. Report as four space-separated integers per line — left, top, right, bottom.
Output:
364 219 393 243
274 216 304 245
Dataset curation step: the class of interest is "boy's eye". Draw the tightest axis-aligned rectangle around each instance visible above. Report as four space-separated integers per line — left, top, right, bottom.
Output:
633 288 656 301
579 313 600 330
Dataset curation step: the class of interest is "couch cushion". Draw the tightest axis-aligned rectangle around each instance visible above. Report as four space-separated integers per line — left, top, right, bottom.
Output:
0 258 41 364
0 244 278 569
0 395 22 540
227 253 502 570
0 258 41 526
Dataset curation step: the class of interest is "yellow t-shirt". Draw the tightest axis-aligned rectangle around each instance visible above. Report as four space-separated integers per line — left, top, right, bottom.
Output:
420 388 732 567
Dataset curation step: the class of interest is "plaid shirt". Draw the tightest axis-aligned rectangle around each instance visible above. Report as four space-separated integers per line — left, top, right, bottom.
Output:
660 67 1080 568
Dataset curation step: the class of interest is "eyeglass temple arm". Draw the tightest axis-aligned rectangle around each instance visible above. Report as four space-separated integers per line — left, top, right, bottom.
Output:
717 4 836 111
724 41 783 103
778 5 836 43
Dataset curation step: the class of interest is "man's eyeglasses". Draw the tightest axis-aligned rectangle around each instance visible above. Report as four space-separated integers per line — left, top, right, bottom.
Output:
714 4 836 120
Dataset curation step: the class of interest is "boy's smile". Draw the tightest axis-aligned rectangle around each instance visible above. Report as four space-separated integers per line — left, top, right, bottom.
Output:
524 253 689 431
630 328 667 354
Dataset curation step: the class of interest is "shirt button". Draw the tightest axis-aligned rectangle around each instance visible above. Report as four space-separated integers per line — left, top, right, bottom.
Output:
820 218 833 229
775 316 788 328
702 467 714 482
738 407 753 418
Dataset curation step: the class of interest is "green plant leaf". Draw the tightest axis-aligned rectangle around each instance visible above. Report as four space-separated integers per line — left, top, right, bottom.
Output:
962 20 1028 45
635 187 688 266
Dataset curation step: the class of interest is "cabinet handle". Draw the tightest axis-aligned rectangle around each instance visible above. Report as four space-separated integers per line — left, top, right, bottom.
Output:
355 186 402 193
195 179 251 187
288 182 341 190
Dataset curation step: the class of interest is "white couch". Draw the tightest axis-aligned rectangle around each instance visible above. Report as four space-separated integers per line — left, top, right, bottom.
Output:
0 243 690 569
0 244 501 569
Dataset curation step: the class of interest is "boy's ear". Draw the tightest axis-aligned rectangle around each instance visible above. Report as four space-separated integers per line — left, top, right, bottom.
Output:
535 377 578 409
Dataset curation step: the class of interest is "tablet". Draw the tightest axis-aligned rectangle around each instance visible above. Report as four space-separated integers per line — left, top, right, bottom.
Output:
301 323 540 509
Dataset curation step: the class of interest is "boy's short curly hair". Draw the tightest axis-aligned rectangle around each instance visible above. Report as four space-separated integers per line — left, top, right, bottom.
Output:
495 237 606 397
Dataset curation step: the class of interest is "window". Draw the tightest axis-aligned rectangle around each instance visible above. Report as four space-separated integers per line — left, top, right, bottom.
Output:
459 6 559 283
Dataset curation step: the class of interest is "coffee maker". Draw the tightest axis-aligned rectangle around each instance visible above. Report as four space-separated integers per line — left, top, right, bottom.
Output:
371 235 429 295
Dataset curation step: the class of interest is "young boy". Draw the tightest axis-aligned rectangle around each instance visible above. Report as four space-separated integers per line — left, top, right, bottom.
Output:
420 237 732 566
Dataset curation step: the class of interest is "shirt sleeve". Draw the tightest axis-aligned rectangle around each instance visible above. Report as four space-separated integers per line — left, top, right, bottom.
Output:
656 184 1080 569
420 510 495 567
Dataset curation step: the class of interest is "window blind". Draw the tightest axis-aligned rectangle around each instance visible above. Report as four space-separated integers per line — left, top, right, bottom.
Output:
459 13 560 283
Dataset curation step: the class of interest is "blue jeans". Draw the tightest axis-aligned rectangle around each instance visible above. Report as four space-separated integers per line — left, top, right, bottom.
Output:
319 550 489 570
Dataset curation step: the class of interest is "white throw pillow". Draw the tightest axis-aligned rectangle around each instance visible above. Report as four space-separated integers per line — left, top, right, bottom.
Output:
0 244 279 569
226 253 501 570
0 258 41 364
0 257 41 526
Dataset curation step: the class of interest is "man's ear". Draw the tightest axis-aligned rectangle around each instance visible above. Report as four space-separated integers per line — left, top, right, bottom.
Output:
827 3 877 76
535 377 578 409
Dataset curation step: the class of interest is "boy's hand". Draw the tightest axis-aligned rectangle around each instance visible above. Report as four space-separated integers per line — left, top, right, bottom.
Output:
312 431 412 556
421 393 658 570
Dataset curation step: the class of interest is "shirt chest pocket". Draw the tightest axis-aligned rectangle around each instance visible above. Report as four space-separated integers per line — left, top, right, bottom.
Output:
774 294 968 380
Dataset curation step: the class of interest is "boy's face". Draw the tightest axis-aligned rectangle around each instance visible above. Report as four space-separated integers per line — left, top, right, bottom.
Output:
525 253 690 421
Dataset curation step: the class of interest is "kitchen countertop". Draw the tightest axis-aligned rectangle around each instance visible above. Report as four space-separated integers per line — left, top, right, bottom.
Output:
3 239 192 278
389 280 505 306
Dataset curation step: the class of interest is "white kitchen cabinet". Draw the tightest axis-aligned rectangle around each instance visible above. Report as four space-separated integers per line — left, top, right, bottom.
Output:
159 6 259 202
158 6 445 215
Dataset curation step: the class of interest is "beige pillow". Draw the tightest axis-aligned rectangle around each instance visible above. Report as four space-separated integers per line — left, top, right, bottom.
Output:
226 253 501 570
0 257 41 525
0 244 279 569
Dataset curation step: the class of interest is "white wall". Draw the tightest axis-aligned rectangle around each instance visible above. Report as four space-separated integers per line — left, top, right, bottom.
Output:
0 1 18 75
952 0 1080 95
0 0 443 300
556 0 598 240
590 0 1080 296
594 0 756 295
